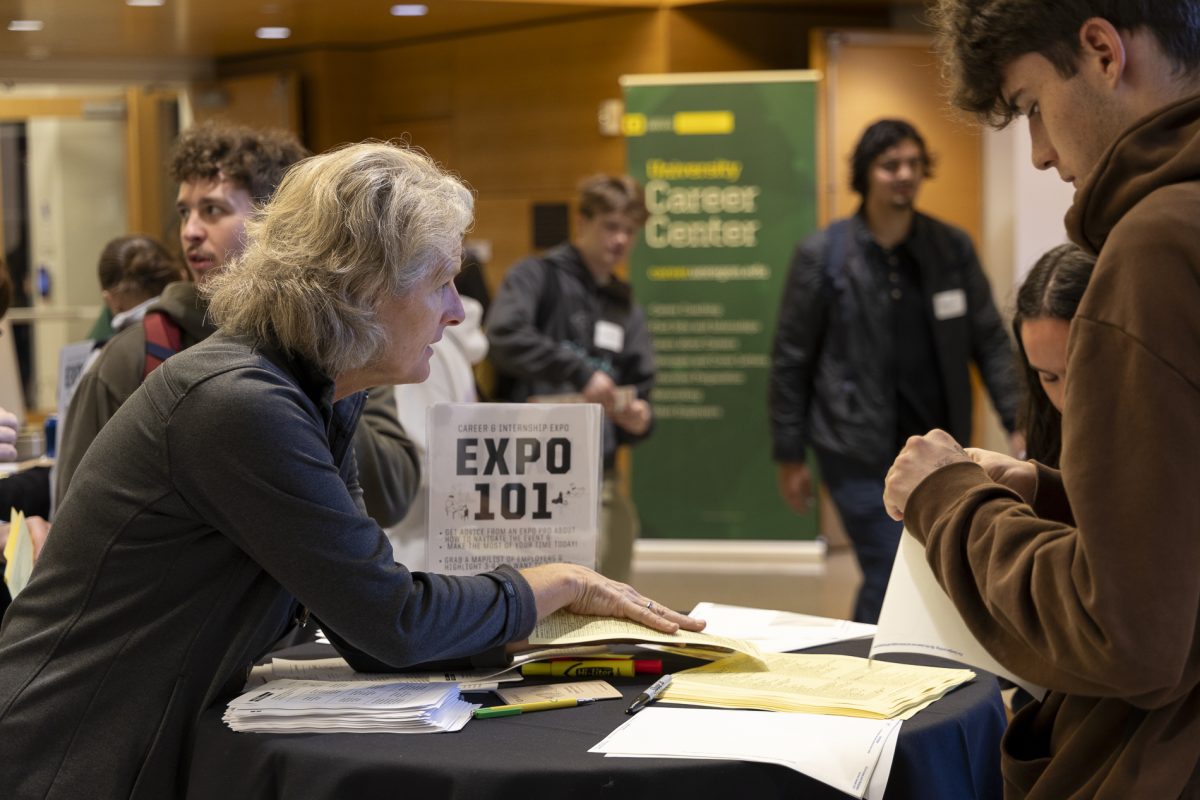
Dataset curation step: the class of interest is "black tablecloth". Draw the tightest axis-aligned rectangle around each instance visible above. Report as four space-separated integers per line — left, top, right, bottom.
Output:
186 639 1004 799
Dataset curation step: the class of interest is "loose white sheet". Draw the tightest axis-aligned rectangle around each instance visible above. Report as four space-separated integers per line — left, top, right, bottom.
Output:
591 706 901 799
687 602 876 653
870 530 1046 699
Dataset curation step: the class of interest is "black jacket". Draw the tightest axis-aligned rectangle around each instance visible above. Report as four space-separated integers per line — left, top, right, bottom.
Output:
0 332 534 799
486 243 656 467
770 212 1018 469
56 281 418 526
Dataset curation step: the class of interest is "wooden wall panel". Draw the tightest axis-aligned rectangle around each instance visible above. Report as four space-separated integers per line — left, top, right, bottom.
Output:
301 50 372 152
664 7 889 73
370 119 455 167
218 49 370 152
814 33 983 243
472 194 542 293
370 42 455 123
218 8 904 280
370 10 666 280
188 73 301 136
124 87 179 246
452 13 663 114
450 11 664 197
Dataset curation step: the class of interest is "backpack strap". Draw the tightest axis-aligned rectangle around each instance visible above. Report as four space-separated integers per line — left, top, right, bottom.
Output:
800 218 852 387
488 258 563 402
533 258 561 329
143 310 183 379
822 218 851 294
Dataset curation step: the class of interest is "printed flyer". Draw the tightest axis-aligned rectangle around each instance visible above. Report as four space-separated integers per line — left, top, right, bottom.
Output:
426 402 602 575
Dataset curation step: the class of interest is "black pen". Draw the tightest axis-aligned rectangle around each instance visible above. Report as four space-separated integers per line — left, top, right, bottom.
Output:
625 673 672 715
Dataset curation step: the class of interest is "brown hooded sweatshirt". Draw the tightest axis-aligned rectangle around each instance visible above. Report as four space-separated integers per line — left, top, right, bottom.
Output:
905 93 1200 799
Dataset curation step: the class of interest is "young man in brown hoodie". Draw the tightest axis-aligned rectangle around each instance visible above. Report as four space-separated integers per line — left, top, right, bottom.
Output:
882 2 1200 798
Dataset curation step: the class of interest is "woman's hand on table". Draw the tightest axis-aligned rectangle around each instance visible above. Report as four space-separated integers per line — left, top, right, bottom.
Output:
518 563 706 635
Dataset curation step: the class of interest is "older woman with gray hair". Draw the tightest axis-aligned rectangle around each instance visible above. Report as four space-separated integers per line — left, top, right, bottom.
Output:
0 142 703 800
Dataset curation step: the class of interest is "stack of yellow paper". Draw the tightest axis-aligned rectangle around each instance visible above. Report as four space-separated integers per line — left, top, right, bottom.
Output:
662 651 975 720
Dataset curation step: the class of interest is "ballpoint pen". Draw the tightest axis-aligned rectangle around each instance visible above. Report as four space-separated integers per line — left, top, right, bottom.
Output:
625 673 672 715
473 697 597 719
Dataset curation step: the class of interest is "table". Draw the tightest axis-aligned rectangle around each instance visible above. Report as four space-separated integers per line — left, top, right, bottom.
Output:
186 639 1004 799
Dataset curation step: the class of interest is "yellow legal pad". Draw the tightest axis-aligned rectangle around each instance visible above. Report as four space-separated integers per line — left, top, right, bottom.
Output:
662 652 975 720
3 508 34 598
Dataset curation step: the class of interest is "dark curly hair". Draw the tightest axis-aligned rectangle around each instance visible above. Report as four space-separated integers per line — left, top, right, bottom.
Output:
1013 243 1095 466
168 122 309 204
97 235 187 299
849 119 935 198
931 0 1200 127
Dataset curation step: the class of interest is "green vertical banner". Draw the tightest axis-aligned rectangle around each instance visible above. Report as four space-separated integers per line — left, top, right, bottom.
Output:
621 71 819 540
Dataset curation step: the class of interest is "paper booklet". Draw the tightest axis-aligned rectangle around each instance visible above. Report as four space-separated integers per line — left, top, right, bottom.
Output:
426 402 602 575
870 530 1047 699
526 610 765 663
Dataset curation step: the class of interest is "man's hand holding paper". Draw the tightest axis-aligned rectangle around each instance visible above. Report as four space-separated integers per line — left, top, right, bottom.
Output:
883 429 973 521
964 447 1037 503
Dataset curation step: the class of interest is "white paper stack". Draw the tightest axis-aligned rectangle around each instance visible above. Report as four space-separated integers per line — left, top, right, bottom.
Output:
592 707 901 799
223 678 478 734
687 602 877 653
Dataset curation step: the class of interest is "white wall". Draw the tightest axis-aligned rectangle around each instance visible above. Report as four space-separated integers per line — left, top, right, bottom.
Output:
27 117 127 408
983 122 1076 306
970 122 1073 455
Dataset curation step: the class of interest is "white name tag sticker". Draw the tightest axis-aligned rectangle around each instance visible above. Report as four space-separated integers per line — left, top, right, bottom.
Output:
594 320 624 352
932 289 967 320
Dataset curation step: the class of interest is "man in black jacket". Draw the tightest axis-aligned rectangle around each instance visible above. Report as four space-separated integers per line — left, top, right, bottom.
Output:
769 119 1019 623
486 175 655 582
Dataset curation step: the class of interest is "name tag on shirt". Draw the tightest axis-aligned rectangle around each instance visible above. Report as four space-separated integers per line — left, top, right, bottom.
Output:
594 320 625 352
932 289 967 320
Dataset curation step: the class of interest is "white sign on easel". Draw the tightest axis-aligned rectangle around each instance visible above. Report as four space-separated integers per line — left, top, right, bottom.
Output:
56 339 95 422
48 339 96 513
426 402 602 575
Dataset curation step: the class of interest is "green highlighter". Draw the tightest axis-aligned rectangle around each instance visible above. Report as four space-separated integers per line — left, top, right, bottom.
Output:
473 697 597 719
